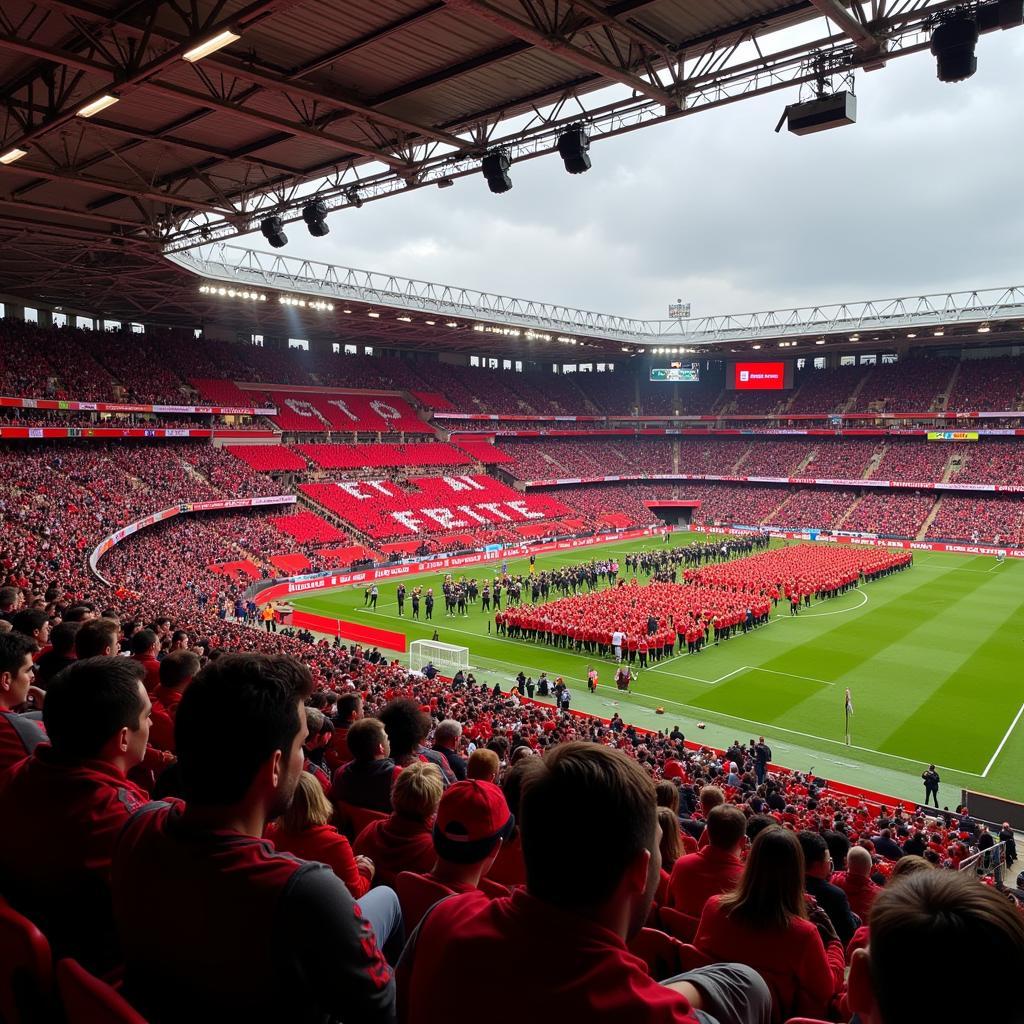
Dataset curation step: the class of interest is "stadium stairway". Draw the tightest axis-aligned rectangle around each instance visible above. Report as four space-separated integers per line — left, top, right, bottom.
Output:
916 496 943 540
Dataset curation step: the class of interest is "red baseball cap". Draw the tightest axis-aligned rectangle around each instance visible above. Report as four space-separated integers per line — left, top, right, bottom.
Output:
433 780 514 863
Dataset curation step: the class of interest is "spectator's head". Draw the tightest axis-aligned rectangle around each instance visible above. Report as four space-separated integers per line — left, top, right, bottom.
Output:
304 707 326 740
391 760 443 823
887 854 933 882
43 658 150 770
797 830 832 879
0 632 37 711
46 620 80 658
174 654 313 821
746 813 777 842
846 845 874 878
519 743 658 939
707 805 747 854
433 719 462 750
75 617 120 659
825 829 851 870
11 609 50 647
64 606 94 623
336 692 363 725
655 780 680 814
466 748 500 782
378 698 430 760
346 717 390 763
130 629 158 658
433 779 513 872
280 770 333 834
719 826 807 929
848 871 1024 1024
0 586 21 615
158 649 200 692
657 807 683 868
699 784 725 816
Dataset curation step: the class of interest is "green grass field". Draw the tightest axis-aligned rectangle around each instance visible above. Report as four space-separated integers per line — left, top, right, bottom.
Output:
292 535 1024 807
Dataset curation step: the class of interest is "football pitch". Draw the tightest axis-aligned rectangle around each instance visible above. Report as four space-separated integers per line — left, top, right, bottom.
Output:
291 535 1024 807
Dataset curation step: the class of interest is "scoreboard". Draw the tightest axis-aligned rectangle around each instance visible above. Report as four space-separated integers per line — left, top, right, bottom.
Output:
650 364 700 383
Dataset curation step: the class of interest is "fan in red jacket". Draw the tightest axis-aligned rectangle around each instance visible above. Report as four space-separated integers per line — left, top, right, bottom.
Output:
399 743 771 1024
354 760 443 887
0 632 46 778
830 845 882 922
693 827 845 1023
0 656 150 974
668 805 746 918
269 772 373 897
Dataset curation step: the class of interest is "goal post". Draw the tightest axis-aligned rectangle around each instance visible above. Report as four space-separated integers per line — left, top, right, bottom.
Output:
409 639 470 677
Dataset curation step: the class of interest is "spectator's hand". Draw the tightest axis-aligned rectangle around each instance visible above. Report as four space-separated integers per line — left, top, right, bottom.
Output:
807 898 838 945
27 685 46 709
355 855 375 879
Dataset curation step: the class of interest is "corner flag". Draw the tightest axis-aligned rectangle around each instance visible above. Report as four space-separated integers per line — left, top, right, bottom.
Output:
844 688 853 745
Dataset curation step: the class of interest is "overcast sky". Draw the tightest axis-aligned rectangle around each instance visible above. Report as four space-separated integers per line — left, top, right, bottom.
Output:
247 26 1024 322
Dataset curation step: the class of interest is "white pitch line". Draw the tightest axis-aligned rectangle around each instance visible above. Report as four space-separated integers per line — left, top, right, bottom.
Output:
982 701 1024 777
613 689 985 778
752 667 835 687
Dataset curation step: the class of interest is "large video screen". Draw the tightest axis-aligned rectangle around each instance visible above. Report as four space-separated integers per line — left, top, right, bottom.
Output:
650 364 699 383
730 361 788 391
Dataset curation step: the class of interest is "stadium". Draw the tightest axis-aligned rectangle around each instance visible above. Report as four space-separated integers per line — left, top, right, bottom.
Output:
1 1 1023 1021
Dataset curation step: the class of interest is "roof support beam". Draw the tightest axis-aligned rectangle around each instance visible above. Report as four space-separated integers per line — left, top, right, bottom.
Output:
0 160 231 215
441 0 679 108
807 0 885 57
22 0 470 150
144 81 407 169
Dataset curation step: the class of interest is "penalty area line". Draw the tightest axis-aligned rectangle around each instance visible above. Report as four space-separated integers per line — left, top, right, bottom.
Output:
982 701 1024 777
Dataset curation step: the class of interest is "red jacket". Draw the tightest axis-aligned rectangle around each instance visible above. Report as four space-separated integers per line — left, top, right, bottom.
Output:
831 870 881 922
401 889 703 1024
132 653 162 694
0 745 147 972
269 823 371 897
354 814 436 888
0 709 46 779
694 895 844 1023
667 846 743 918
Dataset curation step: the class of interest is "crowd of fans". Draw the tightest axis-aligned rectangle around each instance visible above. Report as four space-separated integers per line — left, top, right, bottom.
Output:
926 495 1024 546
1 570 1018 1023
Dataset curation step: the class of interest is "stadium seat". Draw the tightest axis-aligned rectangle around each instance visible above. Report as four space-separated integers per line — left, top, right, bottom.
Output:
627 927 688 979
0 902 54 1024
57 959 148 1024
658 905 701 944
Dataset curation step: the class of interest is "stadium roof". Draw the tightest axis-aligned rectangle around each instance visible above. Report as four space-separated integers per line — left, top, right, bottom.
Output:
0 0 1017 323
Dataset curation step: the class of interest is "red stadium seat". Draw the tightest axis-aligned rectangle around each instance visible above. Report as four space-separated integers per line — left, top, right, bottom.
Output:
57 960 148 1024
0 902 54 1024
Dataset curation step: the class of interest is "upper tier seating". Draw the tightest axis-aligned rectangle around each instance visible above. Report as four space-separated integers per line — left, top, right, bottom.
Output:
267 510 348 544
227 445 309 472
297 442 470 470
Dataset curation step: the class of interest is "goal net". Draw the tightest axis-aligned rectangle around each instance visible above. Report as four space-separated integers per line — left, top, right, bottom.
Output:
409 639 470 677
